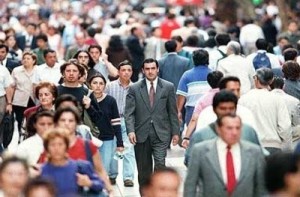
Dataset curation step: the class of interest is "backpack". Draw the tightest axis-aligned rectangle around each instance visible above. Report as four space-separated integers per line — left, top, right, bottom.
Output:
252 52 272 70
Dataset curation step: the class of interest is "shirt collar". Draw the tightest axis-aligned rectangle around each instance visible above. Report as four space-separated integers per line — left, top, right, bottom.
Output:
217 137 239 150
1 58 7 66
145 77 158 87
117 78 132 88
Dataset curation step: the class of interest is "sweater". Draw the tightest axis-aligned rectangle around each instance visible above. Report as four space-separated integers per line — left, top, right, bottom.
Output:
97 95 123 147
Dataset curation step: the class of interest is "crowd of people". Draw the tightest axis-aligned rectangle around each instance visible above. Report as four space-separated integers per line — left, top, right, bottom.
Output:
1 0 300 196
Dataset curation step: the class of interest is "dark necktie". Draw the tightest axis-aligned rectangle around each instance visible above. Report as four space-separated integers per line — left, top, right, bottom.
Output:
226 145 236 195
149 82 155 107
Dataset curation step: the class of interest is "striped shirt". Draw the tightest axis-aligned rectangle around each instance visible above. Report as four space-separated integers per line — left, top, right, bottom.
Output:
106 79 133 116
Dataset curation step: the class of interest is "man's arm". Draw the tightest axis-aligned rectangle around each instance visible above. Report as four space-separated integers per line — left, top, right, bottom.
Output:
184 145 202 197
176 95 186 123
124 86 137 144
102 53 118 77
277 100 292 149
5 86 13 114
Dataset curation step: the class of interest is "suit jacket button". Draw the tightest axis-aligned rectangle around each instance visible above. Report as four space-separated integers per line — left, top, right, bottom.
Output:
150 120 153 124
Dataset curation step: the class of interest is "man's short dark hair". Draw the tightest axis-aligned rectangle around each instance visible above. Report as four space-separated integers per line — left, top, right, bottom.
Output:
43 49 56 58
0 44 9 52
270 76 284 90
130 26 137 35
142 58 159 68
265 153 300 193
215 33 231 46
55 94 78 109
87 26 96 37
165 40 177 53
282 60 300 81
60 61 85 79
207 71 223 88
36 33 48 42
218 76 241 90
212 90 238 110
186 35 199 47
283 48 298 61
193 49 209 66
256 38 269 50
88 44 102 54
143 167 180 189
118 60 133 70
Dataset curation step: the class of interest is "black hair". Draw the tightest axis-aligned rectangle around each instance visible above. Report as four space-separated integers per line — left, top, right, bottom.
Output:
255 38 269 50
142 58 159 68
60 61 85 79
186 35 199 47
218 76 241 90
171 35 183 43
265 153 300 193
118 60 133 70
212 90 238 110
215 33 231 46
55 94 79 110
283 48 298 61
36 33 48 42
165 40 177 53
270 76 284 90
54 106 81 124
192 49 209 66
282 60 300 81
24 177 56 197
88 44 102 54
73 50 96 69
207 71 224 88
88 73 107 86
43 49 56 58
0 44 9 52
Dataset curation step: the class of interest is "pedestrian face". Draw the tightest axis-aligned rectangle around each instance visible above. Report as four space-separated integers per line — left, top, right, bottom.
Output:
38 87 55 107
27 186 54 197
214 102 236 117
90 76 106 95
147 172 181 197
118 65 133 82
0 47 7 61
22 54 36 67
47 137 68 161
63 64 81 83
0 162 28 197
217 116 241 145
225 81 241 98
44 52 57 67
57 112 77 136
77 52 89 66
35 116 54 137
89 48 101 63
142 62 159 81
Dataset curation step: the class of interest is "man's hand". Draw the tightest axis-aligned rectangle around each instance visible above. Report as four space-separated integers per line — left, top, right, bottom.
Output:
116 146 124 152
6 104 12 114
128 132 137 145
82 95 91 109
172 135 180 146
181 139 190 149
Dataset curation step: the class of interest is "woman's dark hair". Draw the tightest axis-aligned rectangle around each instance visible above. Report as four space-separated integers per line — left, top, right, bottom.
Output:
282 60 300 81
72 50 96 69
24 177 56 197
55 94 78 110
88 73 107 86
107 35 125 51
26 110 54 138
35 82 57 103
5 35 19 50
54 106 81 124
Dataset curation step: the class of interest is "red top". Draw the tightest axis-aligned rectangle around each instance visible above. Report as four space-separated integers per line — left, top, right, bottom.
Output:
38 137 98 163
160 18 180 39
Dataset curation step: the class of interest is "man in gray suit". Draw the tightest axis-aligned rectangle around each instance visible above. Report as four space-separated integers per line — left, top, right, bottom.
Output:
158 40 190 89
125 58 180 192
184 114 266 197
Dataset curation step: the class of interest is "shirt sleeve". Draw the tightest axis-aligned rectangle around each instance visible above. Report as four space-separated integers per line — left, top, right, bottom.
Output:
3 67 13 88
176 72 188 96
88 140 98 156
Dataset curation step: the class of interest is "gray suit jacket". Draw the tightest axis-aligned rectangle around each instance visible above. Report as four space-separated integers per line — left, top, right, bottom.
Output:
125 78 180 143
158 53 189 89
184 139 266 197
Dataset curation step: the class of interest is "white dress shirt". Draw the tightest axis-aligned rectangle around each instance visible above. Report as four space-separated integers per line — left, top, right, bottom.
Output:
0 58 7 66
217 138 241 184
36 62 62 85
146 77 158 94
0 66 13 97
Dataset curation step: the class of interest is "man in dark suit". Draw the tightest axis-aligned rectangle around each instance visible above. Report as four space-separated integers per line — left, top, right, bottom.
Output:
0 44 20 73
125 58 180 192
158 40 190 89
126 26 145 82
184 114 266 197
15 23 37 51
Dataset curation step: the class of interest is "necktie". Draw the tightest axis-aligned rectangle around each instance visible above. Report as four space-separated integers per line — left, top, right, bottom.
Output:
226 145 236 195
149 82 155 107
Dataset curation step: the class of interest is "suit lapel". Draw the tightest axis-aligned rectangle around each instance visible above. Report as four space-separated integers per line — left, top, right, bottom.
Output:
206 140 225 185
140 79 152 112
237 142 250 184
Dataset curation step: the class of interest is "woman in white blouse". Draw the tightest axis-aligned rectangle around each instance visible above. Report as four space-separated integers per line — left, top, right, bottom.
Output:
11 51 38 142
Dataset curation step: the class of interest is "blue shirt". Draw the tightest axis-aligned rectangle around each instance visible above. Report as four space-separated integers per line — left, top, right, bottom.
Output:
176 65 211 107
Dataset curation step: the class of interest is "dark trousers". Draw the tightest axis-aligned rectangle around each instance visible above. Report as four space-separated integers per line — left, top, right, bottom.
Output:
13 98 35 133
134 126 169 193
